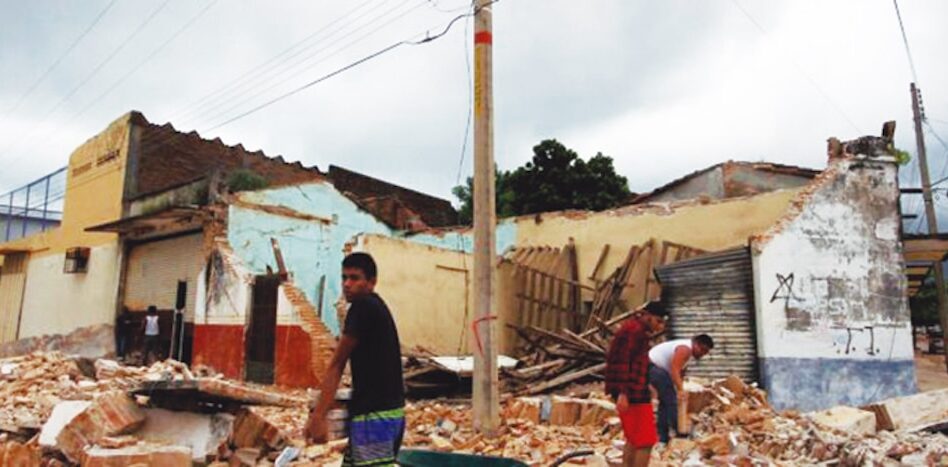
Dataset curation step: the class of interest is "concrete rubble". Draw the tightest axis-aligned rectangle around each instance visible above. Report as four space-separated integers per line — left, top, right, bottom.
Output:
0 351 947 466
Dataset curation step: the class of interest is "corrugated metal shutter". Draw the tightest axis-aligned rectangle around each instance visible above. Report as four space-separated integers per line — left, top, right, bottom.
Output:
124 234 203 319
0 253 28 343
654 247 758 382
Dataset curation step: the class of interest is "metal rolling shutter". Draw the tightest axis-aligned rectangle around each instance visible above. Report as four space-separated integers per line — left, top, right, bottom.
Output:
124 234 203 319
654 247 759 382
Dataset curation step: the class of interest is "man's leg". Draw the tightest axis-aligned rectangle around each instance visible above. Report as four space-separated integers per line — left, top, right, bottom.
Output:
649 365 677 443
632 447 652 467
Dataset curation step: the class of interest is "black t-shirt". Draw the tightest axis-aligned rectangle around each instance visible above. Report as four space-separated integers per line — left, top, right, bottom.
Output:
343 293 405 415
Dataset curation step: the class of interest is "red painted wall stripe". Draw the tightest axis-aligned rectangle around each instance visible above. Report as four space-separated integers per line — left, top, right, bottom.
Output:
474 31 492 45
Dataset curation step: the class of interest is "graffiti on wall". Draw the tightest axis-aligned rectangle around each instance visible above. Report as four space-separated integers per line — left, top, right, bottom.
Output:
770 272 901 357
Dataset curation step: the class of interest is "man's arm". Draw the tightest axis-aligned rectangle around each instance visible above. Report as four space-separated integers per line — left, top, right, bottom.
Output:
669 345 691 392
306 334 358 442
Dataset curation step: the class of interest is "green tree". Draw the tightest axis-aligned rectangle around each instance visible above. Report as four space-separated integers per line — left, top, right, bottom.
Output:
453 139 631 224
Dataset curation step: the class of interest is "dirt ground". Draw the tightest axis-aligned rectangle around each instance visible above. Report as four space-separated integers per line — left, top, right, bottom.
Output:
916 350 948 392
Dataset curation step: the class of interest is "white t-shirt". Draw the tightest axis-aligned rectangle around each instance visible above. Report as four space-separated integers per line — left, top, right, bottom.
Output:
145 315 160 336
649 338 692 372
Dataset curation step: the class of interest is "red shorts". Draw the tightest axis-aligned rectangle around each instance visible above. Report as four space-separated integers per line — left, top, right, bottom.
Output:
617 402 658 448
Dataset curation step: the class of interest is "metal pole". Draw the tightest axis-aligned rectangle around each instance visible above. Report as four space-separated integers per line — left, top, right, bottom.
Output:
911 82 948 372
4 192 12 242
21 183 31 238
41 174 51 232
472 0 499 434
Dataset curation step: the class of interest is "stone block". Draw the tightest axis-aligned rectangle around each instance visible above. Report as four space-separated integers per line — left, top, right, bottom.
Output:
82 443 192 467
56 392 145 463
808 406 877 436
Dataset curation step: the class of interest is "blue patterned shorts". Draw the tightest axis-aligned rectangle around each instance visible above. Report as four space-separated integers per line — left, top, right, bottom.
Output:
343 407 405 466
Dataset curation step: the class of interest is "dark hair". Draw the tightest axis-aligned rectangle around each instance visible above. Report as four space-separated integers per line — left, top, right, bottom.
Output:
343 252 377 280
147 305 158 314
694 334 714 349
642 301 667 318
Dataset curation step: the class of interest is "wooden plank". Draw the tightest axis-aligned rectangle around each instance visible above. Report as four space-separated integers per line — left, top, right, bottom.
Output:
522 363 606 395
562 329 604 353
588 244 611 282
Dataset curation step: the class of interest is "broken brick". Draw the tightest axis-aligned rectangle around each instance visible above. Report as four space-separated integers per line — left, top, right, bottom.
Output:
230 408 287 451
82 442 191 467
56 391 145 463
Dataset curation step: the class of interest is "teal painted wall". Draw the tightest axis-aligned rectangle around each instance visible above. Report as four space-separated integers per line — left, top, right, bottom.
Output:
404 219 517 254
228 182 391 334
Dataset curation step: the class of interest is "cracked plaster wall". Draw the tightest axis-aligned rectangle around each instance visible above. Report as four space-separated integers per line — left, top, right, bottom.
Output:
752 155 915 410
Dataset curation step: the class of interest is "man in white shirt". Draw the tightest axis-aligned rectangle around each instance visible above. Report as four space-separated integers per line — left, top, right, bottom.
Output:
141 305 161 364
648 334 714 443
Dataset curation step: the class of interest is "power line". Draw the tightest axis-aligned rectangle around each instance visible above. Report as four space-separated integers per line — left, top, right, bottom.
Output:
205 2 482 132
3 0 118 116
728 0 862 134
25 0 221 166
198 0 425 129
892 0 920 84
0 0 172 161
172 0 386 124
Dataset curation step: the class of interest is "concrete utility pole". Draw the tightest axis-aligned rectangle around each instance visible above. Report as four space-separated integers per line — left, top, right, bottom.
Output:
472 0 500 433
910 82 948 372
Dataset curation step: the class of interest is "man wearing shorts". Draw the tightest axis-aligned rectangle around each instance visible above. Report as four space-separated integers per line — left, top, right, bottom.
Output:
605 302 667 467
306 253 405 466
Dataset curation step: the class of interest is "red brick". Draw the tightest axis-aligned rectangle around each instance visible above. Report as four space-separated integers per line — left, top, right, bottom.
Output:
229 409 287 451
81 443 191 467
56 392 145 463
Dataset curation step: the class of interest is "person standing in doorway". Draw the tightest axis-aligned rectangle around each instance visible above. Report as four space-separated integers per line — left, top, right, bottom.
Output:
142 306 161 364
306 253 405 466
604 302 667 467
116 308 134 361
648 334 714 444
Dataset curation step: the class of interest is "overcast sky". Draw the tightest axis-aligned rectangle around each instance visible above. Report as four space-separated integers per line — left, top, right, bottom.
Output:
1 0 947 231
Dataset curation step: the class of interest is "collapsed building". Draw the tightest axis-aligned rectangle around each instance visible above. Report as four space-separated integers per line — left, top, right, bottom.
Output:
0 112 930 413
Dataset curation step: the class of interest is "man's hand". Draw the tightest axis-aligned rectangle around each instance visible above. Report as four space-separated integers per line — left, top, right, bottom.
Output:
305 410 329 444
616 392 630 413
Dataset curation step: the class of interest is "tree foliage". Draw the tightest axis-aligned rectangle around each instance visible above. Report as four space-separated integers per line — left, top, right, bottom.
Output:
453 139 631 224
911 275 942 327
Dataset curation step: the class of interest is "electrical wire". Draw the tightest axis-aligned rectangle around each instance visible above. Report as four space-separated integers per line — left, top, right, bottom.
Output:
892 0 920 85
728 0 862 134
173 0 390 125
0 0 172 161
2 0 118 116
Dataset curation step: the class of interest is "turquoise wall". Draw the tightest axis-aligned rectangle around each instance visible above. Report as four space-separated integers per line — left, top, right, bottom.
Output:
228 182 391 334
404 219 517 254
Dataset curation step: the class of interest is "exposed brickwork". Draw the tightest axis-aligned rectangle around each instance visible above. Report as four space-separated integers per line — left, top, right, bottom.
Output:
230 408 287 450
327 165 457 228
56 392 145 463
282 283 336 385
127 112 322 200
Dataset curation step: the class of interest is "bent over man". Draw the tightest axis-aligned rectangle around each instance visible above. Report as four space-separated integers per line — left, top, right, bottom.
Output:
648 334 714 443
306 253 405 466
605 302 667 467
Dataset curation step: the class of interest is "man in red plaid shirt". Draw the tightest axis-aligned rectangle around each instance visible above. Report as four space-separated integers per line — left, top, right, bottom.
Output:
605 301 667 467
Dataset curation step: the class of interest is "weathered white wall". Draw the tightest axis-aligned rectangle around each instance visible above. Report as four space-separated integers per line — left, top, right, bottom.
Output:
752 149 915 411
18 243 122 338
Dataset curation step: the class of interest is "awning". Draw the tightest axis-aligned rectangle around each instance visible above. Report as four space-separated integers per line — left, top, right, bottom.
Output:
85 206 204 237
902 235 948 297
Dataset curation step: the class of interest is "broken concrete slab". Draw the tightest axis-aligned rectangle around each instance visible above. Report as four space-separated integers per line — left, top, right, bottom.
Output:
82 442 191 467
808 406 876 436
862 388 948 432
39 400 91 448
56 392 145 463
138 408 234 462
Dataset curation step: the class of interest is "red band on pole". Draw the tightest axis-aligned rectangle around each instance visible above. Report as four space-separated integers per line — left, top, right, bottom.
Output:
472 315 498 356
474 31 492 45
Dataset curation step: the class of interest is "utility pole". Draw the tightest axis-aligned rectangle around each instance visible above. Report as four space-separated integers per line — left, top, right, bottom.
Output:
472 0 500 433
911 82 948 372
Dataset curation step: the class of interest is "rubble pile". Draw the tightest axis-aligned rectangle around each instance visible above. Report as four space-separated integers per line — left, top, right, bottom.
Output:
659 376 948 465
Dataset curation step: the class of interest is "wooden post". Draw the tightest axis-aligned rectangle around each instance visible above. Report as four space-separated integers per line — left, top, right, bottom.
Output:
472 0 499 434
911 83 948 372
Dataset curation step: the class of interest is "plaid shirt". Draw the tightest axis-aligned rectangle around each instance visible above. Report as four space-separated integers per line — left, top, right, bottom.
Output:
605 318 651 403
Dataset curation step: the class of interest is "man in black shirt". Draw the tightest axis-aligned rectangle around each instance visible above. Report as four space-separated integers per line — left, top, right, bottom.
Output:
306 253 405 466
